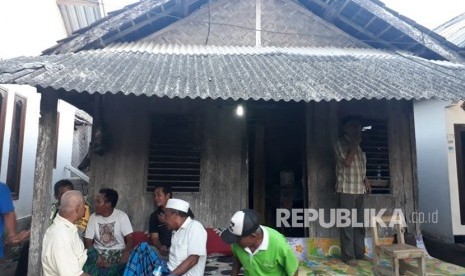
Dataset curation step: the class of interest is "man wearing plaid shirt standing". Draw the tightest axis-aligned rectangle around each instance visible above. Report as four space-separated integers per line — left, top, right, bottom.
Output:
335 116 371 266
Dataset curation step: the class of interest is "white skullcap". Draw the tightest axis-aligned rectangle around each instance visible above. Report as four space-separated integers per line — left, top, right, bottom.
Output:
165 198 190 213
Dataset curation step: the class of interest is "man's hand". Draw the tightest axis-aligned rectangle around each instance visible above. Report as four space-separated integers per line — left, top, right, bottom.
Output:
96 255 109 268
231 256 242 276
120 251 130 264
364 178 371 194
6 230 30 245
160 245 169 256
350 133 362 148
120 233 133 264
170 255 199 275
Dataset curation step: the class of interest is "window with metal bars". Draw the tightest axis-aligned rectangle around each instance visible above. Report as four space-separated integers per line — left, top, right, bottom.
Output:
147 114 200 193
360 119 390 194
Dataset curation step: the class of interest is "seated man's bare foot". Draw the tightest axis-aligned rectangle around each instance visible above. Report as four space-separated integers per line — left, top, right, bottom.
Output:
344 259 358 266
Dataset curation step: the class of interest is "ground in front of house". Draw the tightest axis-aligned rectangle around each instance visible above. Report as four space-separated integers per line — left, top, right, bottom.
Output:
4 236 465 276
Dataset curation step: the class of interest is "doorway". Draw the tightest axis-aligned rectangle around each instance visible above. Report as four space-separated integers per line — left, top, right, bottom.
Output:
248 101 307 237
454 124 465 225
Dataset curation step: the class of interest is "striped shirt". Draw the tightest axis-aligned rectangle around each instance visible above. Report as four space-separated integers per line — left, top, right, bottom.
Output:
335 136 367 194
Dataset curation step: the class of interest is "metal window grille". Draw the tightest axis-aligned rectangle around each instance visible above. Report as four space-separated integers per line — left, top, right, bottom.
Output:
147 115 200 192
361 119 390 194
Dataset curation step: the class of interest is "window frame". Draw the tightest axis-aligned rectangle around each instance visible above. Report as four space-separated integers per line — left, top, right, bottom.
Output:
147 114 201 193
360 118 391 194
6 95 27 199
454 124 465 224
0 88 8 171
54 112 60 168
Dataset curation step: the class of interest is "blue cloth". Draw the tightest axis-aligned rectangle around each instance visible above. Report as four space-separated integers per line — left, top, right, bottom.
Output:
123 242 170 276
0 183 14 258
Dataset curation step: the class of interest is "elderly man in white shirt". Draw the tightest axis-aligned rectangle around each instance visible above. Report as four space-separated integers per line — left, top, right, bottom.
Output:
42 190 89 276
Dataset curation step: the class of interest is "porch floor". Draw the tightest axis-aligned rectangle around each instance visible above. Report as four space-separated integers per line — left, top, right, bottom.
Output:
3 248 465 275
204 236 465 276
204 255 465 275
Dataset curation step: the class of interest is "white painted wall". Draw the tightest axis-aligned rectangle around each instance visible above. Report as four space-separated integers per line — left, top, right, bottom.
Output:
414 100 454 242
0 85 76 219
0 85 40 218
444 101 465 236
0 0 76 220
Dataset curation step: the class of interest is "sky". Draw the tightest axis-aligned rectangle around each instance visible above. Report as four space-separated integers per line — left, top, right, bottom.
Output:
103 0 138 13
380 0 465 29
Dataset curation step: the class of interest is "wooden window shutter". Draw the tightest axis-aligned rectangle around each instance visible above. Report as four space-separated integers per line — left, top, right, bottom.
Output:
147 114 200 192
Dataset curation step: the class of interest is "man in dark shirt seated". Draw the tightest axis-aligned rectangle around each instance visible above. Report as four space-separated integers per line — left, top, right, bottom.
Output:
149 184 193 258
149 185 172 257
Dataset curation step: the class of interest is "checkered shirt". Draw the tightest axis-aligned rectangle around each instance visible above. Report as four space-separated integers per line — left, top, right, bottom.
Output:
334 136 367 194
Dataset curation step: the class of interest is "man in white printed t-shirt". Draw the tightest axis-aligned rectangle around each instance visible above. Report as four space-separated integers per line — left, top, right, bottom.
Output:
84 188 134 275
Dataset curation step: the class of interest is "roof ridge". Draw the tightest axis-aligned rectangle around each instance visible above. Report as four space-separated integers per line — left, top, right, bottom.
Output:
101 42 390 57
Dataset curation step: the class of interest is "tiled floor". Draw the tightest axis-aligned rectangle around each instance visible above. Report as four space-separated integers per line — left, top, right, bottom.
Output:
5 248 465 275
204 255 241 275
204 255 465 276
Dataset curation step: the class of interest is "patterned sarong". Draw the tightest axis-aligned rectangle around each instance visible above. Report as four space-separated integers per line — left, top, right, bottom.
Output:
123 242 170 276
83 247 126 276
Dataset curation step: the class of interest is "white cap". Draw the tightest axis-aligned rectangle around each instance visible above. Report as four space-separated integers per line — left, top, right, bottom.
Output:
165 198 190 213
221 209 260 244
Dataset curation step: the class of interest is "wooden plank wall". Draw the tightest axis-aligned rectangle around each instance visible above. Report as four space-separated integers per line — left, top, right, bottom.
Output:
306 100 417 237
87 95 416 234
89 94 151 230
261 0 368 47
307 100 339 237
197 102 248 227
88 96 247 230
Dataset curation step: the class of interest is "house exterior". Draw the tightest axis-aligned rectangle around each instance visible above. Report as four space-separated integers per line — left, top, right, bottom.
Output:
2 0 465 273
405 16 465 244
414 99 465 243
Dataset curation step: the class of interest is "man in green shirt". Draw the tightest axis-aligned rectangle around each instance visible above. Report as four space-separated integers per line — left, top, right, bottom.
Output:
221 209 299 276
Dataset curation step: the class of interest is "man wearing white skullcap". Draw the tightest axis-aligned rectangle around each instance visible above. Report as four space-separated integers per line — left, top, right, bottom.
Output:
163 199 207 276
123 199 206 276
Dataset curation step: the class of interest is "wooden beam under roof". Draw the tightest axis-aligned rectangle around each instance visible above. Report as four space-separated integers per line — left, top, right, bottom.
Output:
351 0 465 62
100 2 180 47
176 0 190 18
314 0 399 50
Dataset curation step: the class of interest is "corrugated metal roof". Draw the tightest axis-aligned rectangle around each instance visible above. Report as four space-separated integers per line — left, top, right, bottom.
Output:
42 0 465 62
435 13 465 48
1 44 465 102
43 0 173 54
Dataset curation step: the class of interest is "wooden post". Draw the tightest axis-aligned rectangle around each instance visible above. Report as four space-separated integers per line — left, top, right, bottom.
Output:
253 124 265 223
27 91 58 276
